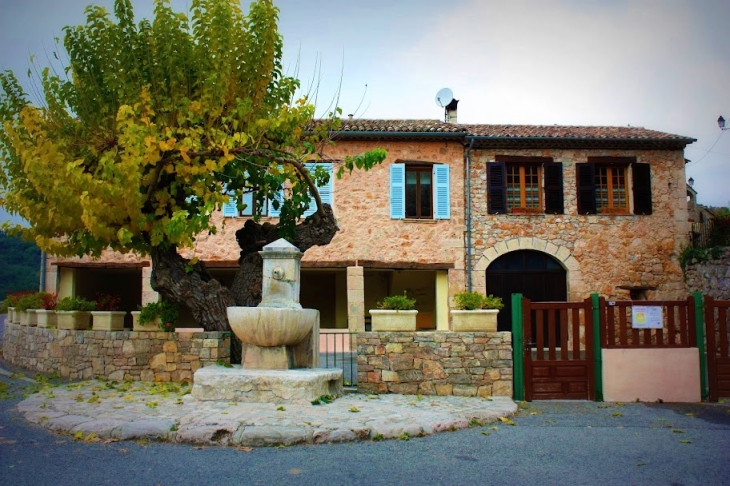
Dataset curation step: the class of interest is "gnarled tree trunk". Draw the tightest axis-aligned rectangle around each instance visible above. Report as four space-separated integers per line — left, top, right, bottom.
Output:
231 203 339 305
149 204 339 363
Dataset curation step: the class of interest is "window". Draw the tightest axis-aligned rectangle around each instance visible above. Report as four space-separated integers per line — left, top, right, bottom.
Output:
576 158 652 215
223 163 333 218
488 157 563 214
390 163 450 219
595 166 627 212
506 165 541 211
406 166 433 218
269 162 333 218
222 186 268 218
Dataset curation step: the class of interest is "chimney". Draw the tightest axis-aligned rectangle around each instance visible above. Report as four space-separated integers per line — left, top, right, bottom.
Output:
445 99 459 124
347 114 354 121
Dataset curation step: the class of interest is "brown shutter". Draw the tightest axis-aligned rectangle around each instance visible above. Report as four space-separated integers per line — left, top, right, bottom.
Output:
632 163 652 215
488 162 507 214
576 163 596 214
544 162 564 214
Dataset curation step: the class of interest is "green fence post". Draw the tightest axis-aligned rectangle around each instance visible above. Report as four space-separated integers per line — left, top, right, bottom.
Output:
591 293 603 401
512 293 524 402
693 292 708 401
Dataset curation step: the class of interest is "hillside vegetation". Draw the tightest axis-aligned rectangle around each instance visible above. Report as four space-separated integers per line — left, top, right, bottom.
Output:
0 231 40 298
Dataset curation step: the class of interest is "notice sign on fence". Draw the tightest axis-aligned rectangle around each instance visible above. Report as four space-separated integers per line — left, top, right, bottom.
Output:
632 306 663 329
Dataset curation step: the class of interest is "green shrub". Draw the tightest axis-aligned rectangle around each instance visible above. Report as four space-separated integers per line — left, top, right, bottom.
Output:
56 296 97 312
377 292 416 311
453 291 504 310
15 292 45 311
139 301 179 331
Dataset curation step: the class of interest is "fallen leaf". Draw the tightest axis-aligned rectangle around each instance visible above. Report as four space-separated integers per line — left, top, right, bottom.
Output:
499 417 517 426
237 447 253 452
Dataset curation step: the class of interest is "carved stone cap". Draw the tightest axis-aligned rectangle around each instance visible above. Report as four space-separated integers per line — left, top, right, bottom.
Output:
260 238 302 261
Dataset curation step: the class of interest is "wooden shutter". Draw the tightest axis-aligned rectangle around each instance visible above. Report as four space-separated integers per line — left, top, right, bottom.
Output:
487 162 506 214
543 162 564 214
390 163 405 219
632 163 652 215
303 163 333 217
576 163 596 214
433 164 450 219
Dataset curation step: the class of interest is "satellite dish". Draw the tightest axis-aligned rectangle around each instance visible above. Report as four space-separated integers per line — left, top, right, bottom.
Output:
435 88 454 108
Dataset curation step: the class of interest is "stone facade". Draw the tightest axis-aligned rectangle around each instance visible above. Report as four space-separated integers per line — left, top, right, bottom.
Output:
2 322 230 382
356 331 513 397
685 248 730 300
469 148 689 300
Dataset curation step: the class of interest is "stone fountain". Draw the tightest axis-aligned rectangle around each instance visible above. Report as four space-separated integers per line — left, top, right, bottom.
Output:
191 239 343 404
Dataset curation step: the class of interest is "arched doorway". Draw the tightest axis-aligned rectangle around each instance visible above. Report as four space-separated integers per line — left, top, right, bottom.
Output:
486 250 567 331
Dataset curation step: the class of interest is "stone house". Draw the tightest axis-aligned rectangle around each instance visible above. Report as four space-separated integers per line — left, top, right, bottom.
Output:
43 119 695 333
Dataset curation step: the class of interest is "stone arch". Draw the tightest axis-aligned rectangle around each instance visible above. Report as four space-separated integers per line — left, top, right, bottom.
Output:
471 237 583 300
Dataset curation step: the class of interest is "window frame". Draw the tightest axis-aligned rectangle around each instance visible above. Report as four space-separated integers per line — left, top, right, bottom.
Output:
488 156 563 215
405 164 434 219
594 165 629 213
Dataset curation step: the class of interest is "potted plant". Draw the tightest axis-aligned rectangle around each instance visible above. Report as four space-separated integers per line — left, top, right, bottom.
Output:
1 291 31 324
134 301 179 332
369 292 418 332
55 296 96 330
16 292 44 326
91 293 126 331
36 293 58 328
450 291 504 332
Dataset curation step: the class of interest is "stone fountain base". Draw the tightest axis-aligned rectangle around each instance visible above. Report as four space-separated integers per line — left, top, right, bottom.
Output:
191 366 343 405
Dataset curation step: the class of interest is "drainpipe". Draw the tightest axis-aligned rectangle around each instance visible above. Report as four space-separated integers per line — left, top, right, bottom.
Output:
39 250 46 291
465 137 475 292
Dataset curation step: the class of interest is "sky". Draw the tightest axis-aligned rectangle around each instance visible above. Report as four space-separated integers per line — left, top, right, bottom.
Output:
1 0 729 226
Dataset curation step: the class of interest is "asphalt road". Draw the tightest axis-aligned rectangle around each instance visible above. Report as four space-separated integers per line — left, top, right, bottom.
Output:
1 314 729 486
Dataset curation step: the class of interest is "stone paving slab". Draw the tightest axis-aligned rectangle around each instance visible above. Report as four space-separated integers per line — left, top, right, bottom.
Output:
16 379 517 447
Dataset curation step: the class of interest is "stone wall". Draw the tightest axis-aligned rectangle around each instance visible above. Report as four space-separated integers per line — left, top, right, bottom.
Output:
685 248 730 300
356 331 513 397
2 323 230 382
469 148 689 300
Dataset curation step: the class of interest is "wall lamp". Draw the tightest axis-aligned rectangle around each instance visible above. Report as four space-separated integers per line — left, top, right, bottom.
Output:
719 116 728 130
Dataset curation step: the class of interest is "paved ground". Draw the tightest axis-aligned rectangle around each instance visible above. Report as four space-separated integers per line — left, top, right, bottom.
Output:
2 314 730 485
14 375 517 446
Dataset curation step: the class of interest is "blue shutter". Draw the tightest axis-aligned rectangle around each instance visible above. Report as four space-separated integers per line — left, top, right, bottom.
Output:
390 164 405 219
222 198 239 217
433 164 450 219
303 163 333 217
241 192 254 216
268 190 284 218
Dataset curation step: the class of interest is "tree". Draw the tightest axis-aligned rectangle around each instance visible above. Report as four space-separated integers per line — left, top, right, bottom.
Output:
0 0 385 344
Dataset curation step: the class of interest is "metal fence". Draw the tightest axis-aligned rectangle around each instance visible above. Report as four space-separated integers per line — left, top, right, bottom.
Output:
319 330 357 386
690 217 730 248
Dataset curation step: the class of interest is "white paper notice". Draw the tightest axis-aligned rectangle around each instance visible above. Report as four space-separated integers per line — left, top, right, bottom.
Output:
631 306 663 329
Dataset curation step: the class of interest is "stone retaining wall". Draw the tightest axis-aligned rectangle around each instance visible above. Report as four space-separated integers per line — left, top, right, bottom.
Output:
685 247 730 300
356 331 513 397
2 322 230 382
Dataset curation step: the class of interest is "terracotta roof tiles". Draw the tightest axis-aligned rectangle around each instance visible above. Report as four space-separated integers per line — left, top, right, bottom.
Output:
336 119 693 142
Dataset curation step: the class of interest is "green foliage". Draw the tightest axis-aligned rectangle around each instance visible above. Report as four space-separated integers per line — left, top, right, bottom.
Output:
139 300 178 330
0 232 40 299
56 296 96 311
15 292 45 311
0 0 386 258
453 291 504 310
377 292 417 311
311 394 335 405
679 245 723 270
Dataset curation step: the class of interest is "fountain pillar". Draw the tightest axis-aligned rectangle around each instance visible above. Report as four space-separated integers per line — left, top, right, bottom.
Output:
191 239 343 404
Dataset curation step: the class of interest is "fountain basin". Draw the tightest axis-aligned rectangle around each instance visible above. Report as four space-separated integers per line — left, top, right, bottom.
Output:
228 307 317 347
